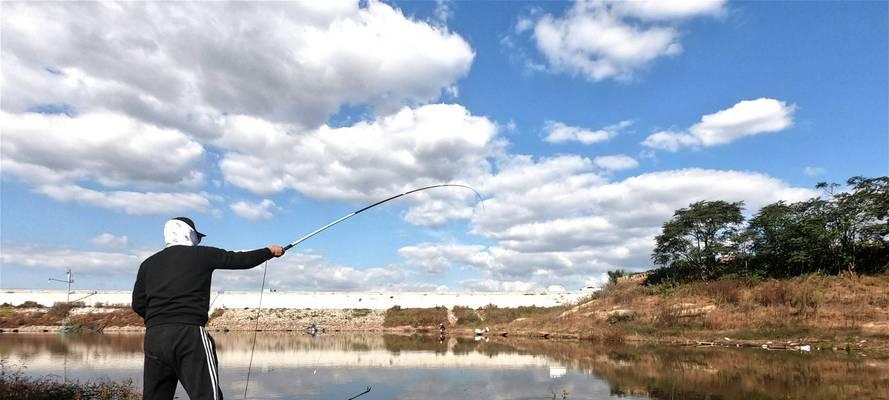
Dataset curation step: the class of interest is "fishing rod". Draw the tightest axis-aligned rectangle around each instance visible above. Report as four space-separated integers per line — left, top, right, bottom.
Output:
243 183 482 399
348 386 372 400
282 184 482 251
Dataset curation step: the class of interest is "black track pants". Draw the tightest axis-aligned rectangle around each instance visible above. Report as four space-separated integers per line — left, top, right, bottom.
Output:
143 324 223 400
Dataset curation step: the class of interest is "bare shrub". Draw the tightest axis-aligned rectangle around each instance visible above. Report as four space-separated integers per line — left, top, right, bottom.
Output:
383 306 448 328
0 359 140 399
753 280 791 307
699 280 743 305
452 306 481 325
15 301 44 309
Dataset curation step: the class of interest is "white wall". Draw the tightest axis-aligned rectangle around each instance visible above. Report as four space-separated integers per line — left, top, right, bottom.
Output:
0 289 591 310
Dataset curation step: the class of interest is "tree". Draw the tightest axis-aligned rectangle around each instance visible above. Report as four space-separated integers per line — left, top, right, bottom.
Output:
747 199 834 277
846 176 889 245
651 200 744 281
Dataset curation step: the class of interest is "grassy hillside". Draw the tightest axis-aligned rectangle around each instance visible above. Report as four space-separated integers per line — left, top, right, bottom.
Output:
502 273 889 348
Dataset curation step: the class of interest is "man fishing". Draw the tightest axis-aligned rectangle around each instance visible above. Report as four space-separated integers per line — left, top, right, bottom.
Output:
132 217 285 400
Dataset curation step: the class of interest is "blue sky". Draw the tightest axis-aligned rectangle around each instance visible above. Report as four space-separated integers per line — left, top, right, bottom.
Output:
1 0 886 292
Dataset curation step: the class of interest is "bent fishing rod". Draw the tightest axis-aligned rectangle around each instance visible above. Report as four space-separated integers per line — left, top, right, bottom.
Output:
282 184 482 251
243 183 482 399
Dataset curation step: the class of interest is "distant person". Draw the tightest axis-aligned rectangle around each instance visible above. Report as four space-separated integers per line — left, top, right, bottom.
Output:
307 322 319 336
132 217 284 400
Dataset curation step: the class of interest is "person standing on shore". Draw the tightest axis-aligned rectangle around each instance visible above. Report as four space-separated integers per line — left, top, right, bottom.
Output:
132 217 285 400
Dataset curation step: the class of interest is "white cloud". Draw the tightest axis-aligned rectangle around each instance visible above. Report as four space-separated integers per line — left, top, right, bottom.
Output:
803 166 826 177
543 120 631 144
1 1 474 134
593 154 639 171
91 233 128 249
402 157 819 291
519 0 725 81
0 111 204 187
609 0 726 20
212 251 416 291
398 243 490 274
217 104 499 224
0 245 140 274
433 0 453 26
642 98 796 151
0 1 484 221
36 184 211 215
230 199 277 221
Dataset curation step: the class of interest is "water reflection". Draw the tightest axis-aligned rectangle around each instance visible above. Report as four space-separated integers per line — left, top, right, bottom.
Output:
1 333 887 399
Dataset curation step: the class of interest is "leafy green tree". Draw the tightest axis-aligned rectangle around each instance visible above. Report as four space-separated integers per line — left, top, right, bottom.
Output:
843 176 889 273
651 200 744 281
846 176 889 245
747 199 835 277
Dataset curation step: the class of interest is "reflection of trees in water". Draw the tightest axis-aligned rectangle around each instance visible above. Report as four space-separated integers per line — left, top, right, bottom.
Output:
3 333 887 399
383 334 448 354
498 339 889 400
0 333 144 361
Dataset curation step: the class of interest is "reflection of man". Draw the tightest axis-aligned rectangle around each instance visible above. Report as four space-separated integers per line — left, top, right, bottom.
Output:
132 217 285 400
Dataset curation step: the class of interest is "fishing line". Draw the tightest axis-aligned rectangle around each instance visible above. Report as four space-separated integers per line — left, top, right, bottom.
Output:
243 260 268 399
243 184 482 399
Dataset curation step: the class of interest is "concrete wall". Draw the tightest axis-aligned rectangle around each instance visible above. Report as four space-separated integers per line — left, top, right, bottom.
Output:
0 289 591 310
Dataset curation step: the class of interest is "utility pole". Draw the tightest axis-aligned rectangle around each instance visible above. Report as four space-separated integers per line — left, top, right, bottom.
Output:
48 268 74 303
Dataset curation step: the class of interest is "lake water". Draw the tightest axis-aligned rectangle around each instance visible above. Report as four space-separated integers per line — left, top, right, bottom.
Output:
1 332 887 400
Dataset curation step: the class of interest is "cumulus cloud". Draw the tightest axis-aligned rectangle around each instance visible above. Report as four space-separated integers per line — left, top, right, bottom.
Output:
91 233 128 249
0 1 484 220
36 184 211 215
517 0 725 81
609 0 726 20
642 98 796 151
0 111 204 187
398 243 490 274
1 1 474 134
398 156 818 290
217 104 498 224
0 245 140 274
230 199 277 221
593 154 639 171
543 120 631 144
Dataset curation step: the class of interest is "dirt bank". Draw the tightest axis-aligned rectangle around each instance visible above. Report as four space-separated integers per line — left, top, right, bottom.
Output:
2 274 887 353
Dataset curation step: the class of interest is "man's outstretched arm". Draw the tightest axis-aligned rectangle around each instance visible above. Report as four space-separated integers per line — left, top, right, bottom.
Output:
205 245 285 270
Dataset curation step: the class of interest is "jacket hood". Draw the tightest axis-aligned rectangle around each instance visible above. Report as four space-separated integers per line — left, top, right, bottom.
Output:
164 219 200 247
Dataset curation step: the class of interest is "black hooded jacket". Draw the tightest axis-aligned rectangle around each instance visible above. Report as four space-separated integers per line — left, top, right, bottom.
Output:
132 245 273 327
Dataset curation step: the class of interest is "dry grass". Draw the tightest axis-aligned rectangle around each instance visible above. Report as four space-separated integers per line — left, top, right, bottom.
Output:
67 308 143 331
478 304 567 325
383 306 448 328
0 304 143 331
452 306 481 325
0 360 140 399
0 302 77 328
508 273 889 342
